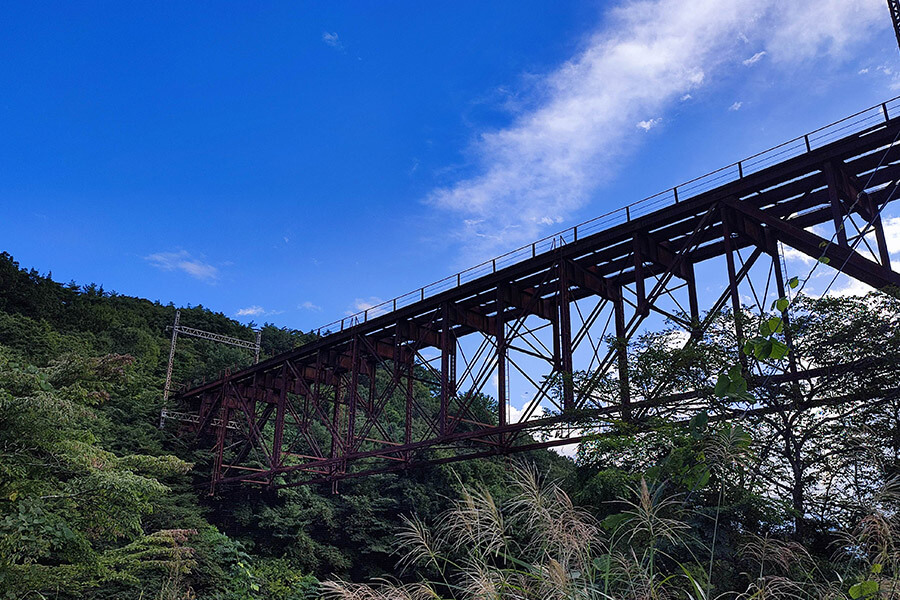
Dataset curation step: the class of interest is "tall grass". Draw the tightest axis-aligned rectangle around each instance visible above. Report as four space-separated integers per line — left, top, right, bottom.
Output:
321 463 900 600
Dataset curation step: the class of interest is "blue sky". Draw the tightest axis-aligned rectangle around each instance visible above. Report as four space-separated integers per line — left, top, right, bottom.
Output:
2 0 899 331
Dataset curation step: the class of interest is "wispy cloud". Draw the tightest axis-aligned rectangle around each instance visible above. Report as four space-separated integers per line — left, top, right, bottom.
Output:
299 301 322 312
728 101 743 111
322 31 343 51
427 0 884 260
636 118 662 131
145 250 219 282
764 0 884 63
346 296 389 318
352 296 383 311
235 305 284 317
781 245 815 266
883 216 900 249
742 50 767 66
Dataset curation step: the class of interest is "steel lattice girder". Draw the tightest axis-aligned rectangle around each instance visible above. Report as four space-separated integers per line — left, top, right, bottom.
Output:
174 111 900 493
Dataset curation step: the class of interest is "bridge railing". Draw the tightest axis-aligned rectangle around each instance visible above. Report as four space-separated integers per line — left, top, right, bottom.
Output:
315 96 900 337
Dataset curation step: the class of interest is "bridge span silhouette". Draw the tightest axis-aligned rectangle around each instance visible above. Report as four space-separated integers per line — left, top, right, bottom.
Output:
167 98 900 493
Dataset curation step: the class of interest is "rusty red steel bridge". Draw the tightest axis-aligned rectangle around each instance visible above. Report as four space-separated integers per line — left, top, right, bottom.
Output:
168 98 900 493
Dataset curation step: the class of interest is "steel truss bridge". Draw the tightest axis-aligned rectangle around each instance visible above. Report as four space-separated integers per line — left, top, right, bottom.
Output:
170 99 900 493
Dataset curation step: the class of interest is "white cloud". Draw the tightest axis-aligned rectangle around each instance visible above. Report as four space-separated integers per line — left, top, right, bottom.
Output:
551 443 580 459
728 101 743 111
783 216 900 297
507 403 536 424
427 0 885 261
322 31 343 50
507 402 579 459
827 258 900 297
742 50 767 66
636 117 662 131
353 297 382 311
346 296 389 317
764 0 884 63
680 93 693 101
883 216 900 250
782 218 900 272
235 305 284 317
145 251 219 282
859 67 870 74
299 300 322 311
781 245 815 267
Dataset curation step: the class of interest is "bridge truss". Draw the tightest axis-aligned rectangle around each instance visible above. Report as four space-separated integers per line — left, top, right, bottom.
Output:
170 99 900 493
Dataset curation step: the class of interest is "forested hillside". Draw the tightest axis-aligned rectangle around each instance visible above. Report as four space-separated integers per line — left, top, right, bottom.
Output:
0 252 571 599
3 250 900 600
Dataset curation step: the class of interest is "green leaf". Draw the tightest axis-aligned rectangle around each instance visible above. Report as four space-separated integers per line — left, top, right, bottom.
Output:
754 339 773 360
592 555 611 572
849 580 879 599
714 374 730 397
871 563 883 575
686 464 711 490
601 512 630 533
769 340 790 360
819 256 831 265
767 317 783 334
759 320 771 336
775 297 789 312
732 424 751 447
690 411 709 436
788 276 799 289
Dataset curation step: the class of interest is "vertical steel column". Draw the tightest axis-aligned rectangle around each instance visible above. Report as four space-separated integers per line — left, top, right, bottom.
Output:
439 302 457 436
632 237 648 316
554 260 574 411
721 208 748 370
163 309 181 403
198 389 218 429
768 237 800 378
613 288 631 421
396 323 413 455
367 360 377 414
496 289 507 429
210 402 229 495
825 163 849 247
404 348 414 460
330 372 342 462
392 327 402 386
861 191 893 268
330 364 343 491
254 329 262 363
346 337 360 453
685 260 701 339
271 364 287 473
